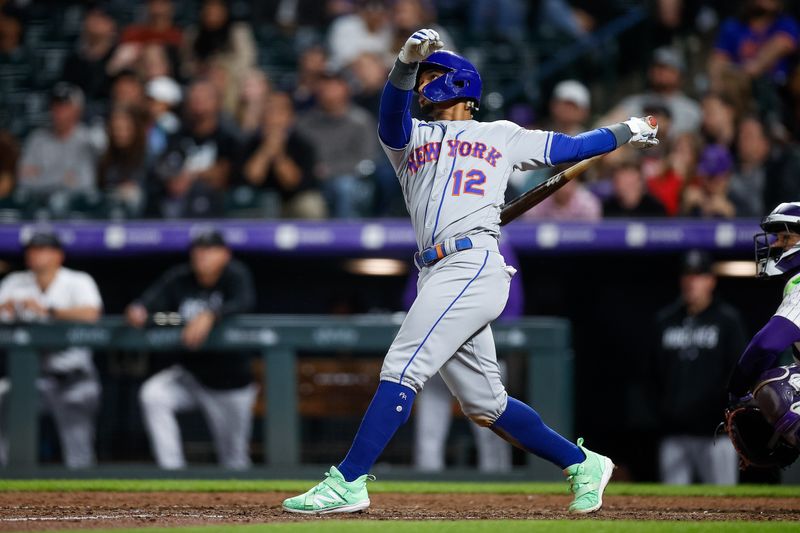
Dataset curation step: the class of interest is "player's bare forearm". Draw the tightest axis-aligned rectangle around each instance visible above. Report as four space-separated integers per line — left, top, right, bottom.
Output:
51 306 101 323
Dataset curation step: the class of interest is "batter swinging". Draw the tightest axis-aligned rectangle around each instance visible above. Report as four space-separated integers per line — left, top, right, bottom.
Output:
283 29 658 515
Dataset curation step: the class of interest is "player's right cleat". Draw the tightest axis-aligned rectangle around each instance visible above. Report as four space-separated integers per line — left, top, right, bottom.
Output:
282 466 373 515
564 438 615 514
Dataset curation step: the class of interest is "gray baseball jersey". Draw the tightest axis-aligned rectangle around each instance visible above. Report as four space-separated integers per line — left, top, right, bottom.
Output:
381 119 552 250
377 118 554 425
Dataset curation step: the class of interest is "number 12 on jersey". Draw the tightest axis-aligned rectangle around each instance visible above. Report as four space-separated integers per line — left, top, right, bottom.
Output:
451 169 486 196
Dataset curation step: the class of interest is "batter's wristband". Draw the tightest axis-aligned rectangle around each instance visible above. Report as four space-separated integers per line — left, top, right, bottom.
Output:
389 58 419 91
607 122 633 148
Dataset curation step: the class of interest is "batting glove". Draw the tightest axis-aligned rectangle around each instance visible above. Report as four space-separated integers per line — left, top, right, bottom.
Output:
624 116 659 149
398 28 444 65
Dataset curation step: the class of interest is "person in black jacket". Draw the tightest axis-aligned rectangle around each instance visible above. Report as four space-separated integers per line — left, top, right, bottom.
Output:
602 161 667 217
126 228 257 469
650 250 747 484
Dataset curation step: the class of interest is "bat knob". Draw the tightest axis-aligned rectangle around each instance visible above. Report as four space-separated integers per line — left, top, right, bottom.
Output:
646 115 658 128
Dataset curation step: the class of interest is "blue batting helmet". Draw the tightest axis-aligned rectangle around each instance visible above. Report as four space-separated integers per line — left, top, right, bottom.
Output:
416 50 482 109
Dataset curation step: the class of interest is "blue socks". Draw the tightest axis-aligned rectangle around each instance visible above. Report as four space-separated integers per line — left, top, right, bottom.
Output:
491 396 585 469
338 380 417 482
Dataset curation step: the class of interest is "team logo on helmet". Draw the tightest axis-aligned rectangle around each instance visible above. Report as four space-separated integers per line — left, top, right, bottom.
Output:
755 202 800 278
416 50 482 109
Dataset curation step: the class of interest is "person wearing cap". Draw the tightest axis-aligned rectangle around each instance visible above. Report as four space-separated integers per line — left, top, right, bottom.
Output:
0 229 103 468
645 250 747 484
145 76 182 159
599 46 701 139
17 83 106 195
682 144 737 218
549 80 591 136
126 228 258 469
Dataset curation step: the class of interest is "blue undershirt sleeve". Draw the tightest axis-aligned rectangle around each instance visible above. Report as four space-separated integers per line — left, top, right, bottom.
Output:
548 124 631 165
378 82 414 150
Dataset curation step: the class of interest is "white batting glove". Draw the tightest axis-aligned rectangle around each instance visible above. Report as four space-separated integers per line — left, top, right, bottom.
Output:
398 28 444 64
624 116 659 149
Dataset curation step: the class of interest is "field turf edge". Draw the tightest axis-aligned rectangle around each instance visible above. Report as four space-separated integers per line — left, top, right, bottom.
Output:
0 479 797 497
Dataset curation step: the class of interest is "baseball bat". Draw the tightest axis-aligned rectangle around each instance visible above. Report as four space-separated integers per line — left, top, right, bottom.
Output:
499 155 603 226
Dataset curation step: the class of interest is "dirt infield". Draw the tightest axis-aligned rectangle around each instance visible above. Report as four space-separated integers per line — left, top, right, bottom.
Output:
0 491 799 531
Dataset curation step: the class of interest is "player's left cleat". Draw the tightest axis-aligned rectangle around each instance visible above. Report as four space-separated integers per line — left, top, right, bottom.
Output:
564 438 615 514
282 466 374 515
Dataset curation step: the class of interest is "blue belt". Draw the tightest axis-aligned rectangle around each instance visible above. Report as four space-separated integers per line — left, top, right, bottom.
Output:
414 237 473 269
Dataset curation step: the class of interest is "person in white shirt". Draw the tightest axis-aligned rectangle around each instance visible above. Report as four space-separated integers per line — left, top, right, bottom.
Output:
0 229 103 468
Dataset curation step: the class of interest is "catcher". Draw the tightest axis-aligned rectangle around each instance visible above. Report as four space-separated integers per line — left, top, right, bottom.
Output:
726 202 800 470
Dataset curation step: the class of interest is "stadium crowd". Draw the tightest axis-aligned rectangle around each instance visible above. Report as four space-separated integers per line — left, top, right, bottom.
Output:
1 0 800 221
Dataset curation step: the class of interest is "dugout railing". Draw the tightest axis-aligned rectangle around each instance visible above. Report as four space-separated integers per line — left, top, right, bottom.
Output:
0 315 573 479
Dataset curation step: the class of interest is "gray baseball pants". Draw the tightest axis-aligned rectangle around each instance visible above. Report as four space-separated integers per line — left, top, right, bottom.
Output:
381 245 515 427
139 365 258 470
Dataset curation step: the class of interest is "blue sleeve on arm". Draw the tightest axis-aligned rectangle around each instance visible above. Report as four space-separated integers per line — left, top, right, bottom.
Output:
728 315 800 395
547 128 618 165
378 82 413 150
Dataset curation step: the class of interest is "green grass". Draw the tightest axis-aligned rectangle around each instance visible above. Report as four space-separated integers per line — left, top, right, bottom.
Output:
41 522 800 533
0 479 797 498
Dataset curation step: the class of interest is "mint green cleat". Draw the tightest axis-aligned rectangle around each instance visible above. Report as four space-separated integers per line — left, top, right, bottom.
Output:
282 466 373 515
564 438 615 514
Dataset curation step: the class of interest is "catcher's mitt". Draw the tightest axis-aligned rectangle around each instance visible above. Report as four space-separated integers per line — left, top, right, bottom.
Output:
724 404 799 469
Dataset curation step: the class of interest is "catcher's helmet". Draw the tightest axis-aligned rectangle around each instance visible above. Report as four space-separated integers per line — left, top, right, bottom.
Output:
755 202 800 278
416 50 482 109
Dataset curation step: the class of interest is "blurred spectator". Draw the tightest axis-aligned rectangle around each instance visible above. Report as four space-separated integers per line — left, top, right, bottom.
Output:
139 44 173 82
291 45 328 110
547 80 591 135
0 130 19 199
348 52 389 118
98 106 148 217
110 69 146 111
0 4 24 58
0 229 103 469
600 47 701 138
236 69 271 135
729 115 770 217
240 92 327 219
127 228 258 470
603 161 667 217
149 144 225 218
523 178 602 221
296 70 378 218
682 144 737 218
647 132 702 216
709 0 799 87
391 0 455 55
732 115 800 215
649 250 746 485
701 92 738 148
61 5 118 108
17 83 105 194
254 0 333 29
182 0 257 115
327 0 393 69
117 0 182 75
469 0 528 43
177 80 239 190
145 76 182 159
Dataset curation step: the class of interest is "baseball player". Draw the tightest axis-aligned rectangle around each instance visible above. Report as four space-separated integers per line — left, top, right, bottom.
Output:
283 29 658 515
127 228 258 470
727 202 800 440
0 229 103 468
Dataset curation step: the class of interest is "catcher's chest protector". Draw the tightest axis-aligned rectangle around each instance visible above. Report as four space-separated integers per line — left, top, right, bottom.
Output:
754 363 800 447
